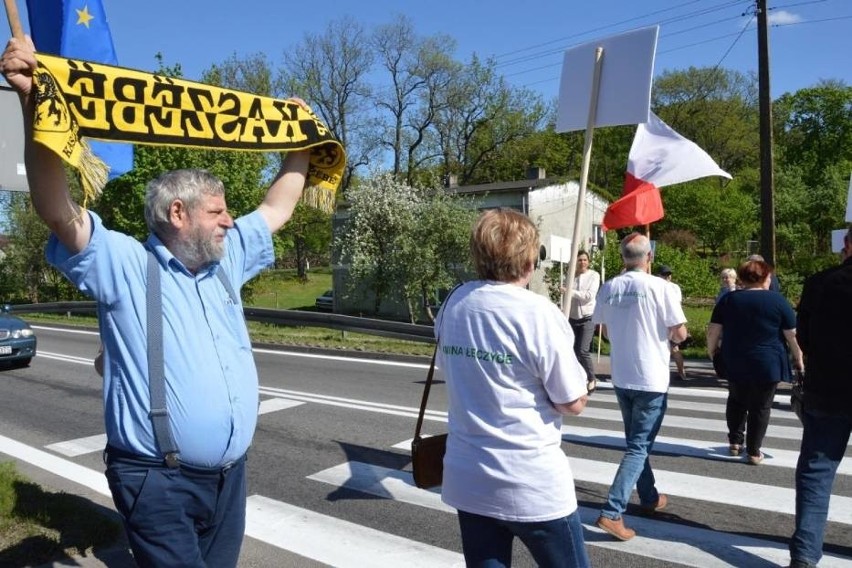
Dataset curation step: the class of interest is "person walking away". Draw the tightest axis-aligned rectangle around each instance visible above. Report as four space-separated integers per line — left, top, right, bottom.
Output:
2 37 311 567
706 260 803 465
437 208 591 567
563 250 600 392
657 265 688 381
788 227 852 568
592 233 687 541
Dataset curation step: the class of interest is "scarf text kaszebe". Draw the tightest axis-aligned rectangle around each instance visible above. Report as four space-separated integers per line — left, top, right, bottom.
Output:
30 53 346 211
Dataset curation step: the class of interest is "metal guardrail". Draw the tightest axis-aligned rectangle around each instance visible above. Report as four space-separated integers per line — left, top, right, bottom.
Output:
8 302 436 344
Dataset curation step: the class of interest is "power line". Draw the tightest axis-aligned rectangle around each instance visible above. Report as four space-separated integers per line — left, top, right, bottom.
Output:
494 0 750 68
492 0 707 60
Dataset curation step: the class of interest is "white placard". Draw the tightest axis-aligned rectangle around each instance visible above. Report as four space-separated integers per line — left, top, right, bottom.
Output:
831 229 847 253
556 26 659 132
549 235 573 263
845 172 852 222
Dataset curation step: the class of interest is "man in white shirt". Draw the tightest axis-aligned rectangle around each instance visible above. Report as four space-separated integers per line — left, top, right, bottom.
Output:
564 251 601 392
592 233 687 541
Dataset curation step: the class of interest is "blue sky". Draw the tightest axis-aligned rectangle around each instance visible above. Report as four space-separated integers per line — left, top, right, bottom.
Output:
9 0 852 100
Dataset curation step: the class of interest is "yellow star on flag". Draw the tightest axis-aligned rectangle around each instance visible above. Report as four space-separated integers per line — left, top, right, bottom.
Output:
76 5 95 28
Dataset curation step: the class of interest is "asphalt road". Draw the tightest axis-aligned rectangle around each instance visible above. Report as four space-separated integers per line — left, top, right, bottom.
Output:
0 324 850 567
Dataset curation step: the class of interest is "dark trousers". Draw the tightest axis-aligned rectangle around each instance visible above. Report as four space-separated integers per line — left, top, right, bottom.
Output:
569 317 596 382
104 447 247 568
457 509 590 567
725 381 778 456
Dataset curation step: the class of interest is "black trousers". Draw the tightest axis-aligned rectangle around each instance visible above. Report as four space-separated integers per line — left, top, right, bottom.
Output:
726 380 778 456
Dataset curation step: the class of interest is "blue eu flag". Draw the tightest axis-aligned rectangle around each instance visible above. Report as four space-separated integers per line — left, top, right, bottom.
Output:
27 0 133 178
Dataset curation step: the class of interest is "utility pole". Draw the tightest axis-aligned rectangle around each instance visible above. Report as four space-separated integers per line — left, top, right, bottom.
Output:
757 0 776 265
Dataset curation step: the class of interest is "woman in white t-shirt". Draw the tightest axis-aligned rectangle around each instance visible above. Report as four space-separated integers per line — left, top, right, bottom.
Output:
435 208 590 567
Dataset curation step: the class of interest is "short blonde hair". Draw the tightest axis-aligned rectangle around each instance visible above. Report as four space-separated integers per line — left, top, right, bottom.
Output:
470 208 539 282
720 268 736 280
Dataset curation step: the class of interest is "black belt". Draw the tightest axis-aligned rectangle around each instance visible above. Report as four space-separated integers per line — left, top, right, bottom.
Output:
569 316 592 323
104 445 245 477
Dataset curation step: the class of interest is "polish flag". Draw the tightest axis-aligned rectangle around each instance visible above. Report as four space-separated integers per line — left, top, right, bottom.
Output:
602 112 731 231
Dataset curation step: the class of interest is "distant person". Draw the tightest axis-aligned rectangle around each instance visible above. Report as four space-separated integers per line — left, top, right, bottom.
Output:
592 233 687 541
657 265 688 381
2 37 312 567
562 250 601 392
747 254 780 292
436 208 591 567
788 227 852 568
707 260 803 465
716 268 737 303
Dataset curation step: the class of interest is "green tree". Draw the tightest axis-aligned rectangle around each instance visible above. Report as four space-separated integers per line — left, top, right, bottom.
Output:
656 178 757 255
405 188 476 321
653 67 759 174
774 80 852 183
337 173 419 314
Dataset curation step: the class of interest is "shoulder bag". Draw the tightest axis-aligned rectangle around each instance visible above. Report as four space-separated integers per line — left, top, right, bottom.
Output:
791 369 805 422
411 346 446 489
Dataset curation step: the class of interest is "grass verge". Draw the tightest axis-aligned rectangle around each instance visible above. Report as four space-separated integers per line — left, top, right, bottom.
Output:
0 462 121 567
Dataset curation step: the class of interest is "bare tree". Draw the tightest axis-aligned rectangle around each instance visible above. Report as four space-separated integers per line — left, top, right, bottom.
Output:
434 55 547 184
279 16 376 192
371 15 457 184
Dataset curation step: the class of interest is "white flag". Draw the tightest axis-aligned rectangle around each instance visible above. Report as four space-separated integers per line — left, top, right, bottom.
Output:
628 112 732 188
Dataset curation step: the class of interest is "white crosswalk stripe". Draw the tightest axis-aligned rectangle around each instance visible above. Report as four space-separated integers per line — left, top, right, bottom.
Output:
27 380 852 567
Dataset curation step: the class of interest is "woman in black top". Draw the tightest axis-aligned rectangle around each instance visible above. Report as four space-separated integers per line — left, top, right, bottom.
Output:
706 260 804 465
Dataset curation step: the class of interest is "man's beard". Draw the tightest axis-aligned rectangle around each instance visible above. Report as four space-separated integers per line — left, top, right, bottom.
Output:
171 224 225 271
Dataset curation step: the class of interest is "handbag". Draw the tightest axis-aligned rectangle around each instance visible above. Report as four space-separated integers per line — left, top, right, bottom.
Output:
791 369 805 422
411 345 446 489
712 351 726 380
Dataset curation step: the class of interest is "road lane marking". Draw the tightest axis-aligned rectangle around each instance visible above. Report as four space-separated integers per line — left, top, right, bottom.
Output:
246 495 464 567
308 460 852 567
45 434 107 457
0 434 110 496
568 406 813 442
561 426 852 474
259 398 304 414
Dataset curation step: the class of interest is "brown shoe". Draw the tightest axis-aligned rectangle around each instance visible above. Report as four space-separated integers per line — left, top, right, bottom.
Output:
640 493 667 514
596 516 636 541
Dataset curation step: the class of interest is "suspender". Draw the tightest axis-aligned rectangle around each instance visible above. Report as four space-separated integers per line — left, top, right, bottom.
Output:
145 249 240 467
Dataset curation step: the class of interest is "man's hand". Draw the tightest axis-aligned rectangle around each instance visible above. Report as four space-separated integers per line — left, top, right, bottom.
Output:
0 36 37 99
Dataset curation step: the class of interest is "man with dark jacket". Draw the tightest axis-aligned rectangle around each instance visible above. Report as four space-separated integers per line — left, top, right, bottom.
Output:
789 227 852 568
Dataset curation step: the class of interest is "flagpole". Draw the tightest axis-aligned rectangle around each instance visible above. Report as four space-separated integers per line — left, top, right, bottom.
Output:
563 46 605 315
596 232 606 363
4 0 24 39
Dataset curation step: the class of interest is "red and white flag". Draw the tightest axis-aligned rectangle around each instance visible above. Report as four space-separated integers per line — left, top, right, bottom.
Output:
602 112 731 231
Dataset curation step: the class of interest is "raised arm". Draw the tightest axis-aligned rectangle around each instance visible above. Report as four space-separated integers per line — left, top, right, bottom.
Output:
1 37 91 253
256 149 310 233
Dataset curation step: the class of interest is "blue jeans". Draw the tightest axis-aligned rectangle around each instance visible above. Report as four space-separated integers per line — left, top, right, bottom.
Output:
457 509 590 568
601 387 667 519
105 447 247 568
789 409 852 566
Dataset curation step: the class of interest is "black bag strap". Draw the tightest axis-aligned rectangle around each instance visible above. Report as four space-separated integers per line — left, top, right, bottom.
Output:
413 284 460 442
413 346 439 442
146 249 180 467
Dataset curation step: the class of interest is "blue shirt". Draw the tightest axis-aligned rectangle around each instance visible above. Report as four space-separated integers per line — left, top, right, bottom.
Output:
47 210 273 467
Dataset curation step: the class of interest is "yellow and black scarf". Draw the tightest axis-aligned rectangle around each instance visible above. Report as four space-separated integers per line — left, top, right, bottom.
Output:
30 53 345 211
